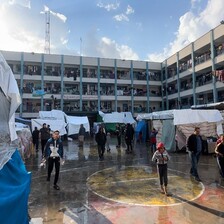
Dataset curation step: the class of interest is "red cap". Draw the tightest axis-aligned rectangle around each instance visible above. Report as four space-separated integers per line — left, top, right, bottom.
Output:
157 142 164 149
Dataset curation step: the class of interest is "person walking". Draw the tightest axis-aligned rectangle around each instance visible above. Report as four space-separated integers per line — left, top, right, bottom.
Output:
95 127 107 160
106 132 111 152
44 130 64 190
40 123 51 157
215 134 224 178
125 123 134 153
115 124 122 148
32 127 39 152
187 127 203 182
152 142 170 195
150 128 158 153
78 124 86 146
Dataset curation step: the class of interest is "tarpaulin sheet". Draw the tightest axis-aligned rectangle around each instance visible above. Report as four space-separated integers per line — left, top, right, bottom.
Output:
0 150 31 224
173 109 223 125
39 110 65 121
100 111 136 124
0 53 21 142
161 120 176 151
66 115 90 135
31 119 67 135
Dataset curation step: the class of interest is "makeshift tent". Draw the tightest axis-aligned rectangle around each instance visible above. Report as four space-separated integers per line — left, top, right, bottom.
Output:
39 109 65 121
137 109 223 151
32 109 67 135
99 111 136 124
66 115 90 135
191 101 224 110
31 119 67 135
0 52 31 224
16 123 33 159
135 120 147 143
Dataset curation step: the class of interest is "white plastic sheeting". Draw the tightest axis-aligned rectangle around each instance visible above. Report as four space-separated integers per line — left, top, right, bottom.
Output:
33 110 90 136
66 115 90 135
100 111 136 124
137 110 175 121
173 109 223 126
31 119 67 135
137 109 224 151
0 52 21 141
137 109 223 135
39 110 65 121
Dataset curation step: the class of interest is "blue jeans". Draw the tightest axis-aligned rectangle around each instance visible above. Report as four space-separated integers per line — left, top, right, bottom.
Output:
189 151 201 178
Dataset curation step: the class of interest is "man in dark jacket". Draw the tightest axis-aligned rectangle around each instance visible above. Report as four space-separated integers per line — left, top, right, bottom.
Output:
40 123 51 156
187 127 203 182
32 127 39 152
44 130 63 190
115 124 122 148
95 127 107 161
125 123 135 153
78 124 86 146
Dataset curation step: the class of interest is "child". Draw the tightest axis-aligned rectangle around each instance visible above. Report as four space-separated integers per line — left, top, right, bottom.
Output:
152 142 170 195
106 132 111 152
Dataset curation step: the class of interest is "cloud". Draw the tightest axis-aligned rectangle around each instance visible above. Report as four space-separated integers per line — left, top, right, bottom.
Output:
114 4 134 22
9 0 31 8
0 1 70 54
147 0 224 62
114 14 129 22
126 5 134 15
41 5 67 23
83 30 139 60
99 37 139 60
191 0 201 8
97 1 120 11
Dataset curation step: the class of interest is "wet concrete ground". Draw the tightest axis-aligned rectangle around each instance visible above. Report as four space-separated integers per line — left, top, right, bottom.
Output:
26 137 224 224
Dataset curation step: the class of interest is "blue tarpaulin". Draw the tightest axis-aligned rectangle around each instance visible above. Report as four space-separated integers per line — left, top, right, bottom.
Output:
0 150 31 224
135 120 147 143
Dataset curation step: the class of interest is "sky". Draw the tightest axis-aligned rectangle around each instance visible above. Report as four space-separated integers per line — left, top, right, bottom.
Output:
0 0 224 62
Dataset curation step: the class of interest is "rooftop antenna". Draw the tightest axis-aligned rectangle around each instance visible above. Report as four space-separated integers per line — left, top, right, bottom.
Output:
80 37 82 56
44 10 50 54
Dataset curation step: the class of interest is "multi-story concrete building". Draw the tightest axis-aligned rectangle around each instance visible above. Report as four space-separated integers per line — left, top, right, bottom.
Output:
1 51 162 119
163 23 224 110
1 23 224 120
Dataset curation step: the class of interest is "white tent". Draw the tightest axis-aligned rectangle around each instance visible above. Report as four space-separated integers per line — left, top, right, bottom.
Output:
100 111 136 124
66 115 90 135
137 109 223 151
32 110 67 135
39 110 65 121
31 119 67 135
137 109 223 134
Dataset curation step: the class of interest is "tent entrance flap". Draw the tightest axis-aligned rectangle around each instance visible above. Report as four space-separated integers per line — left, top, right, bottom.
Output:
161 120 175 151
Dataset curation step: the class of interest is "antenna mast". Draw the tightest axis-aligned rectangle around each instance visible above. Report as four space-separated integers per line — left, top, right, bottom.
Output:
44 10 50 54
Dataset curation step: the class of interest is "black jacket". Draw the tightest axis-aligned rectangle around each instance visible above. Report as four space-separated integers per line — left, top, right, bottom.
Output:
187 134 202 153
95 132 106 145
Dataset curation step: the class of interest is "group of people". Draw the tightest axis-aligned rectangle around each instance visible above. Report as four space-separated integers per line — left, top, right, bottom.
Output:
95 123 135 161
152 126 224 196
32 122 224 194
32 123 51 156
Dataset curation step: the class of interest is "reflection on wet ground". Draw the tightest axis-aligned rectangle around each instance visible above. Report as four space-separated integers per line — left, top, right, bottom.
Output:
27 137 224 224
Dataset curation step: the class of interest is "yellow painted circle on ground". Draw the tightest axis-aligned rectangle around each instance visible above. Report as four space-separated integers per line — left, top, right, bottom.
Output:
87 166 204 206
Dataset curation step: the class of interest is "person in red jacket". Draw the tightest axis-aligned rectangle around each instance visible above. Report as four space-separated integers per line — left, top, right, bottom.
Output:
152 142 170 195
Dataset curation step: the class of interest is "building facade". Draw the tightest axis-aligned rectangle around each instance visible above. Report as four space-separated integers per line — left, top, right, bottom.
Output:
1 51 162 118
163 23 224 110
1 23 224 119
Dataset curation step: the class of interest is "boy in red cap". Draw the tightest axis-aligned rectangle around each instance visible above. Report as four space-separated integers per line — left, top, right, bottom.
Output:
152 142 170 195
